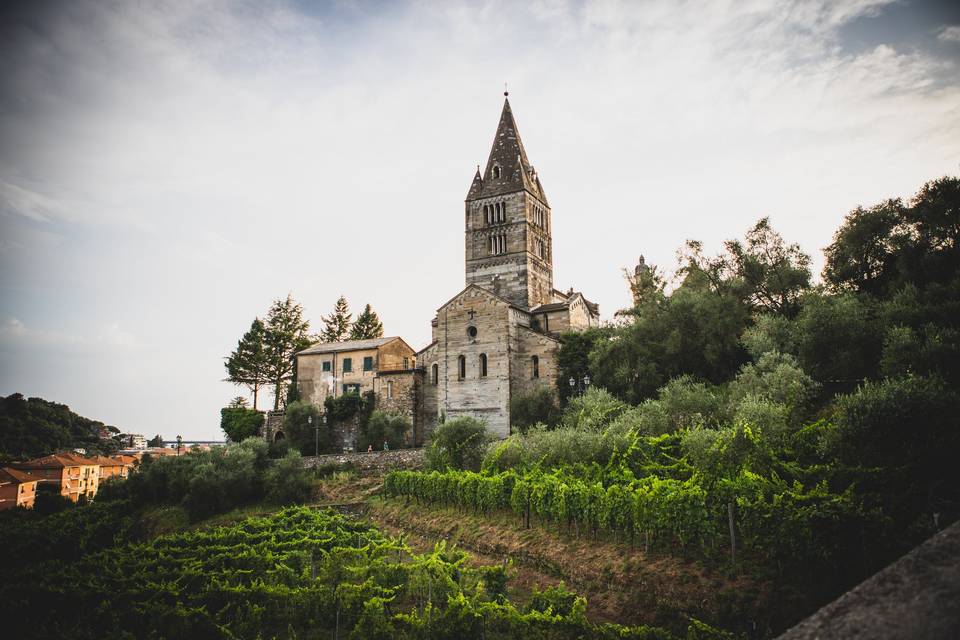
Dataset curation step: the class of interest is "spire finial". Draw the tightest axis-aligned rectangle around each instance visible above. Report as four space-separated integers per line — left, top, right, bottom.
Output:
504 82 509 97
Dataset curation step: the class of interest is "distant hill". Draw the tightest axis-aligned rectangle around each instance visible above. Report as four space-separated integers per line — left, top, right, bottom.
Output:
0 393 121 461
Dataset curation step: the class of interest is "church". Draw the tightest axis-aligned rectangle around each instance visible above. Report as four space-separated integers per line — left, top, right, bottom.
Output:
292 94 599 444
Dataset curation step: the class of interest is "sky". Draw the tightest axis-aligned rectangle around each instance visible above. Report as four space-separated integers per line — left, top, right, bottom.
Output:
1 0 959 441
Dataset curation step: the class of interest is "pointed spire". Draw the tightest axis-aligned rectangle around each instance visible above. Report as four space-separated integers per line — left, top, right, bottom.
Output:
466 165 483 200
468 96 548 203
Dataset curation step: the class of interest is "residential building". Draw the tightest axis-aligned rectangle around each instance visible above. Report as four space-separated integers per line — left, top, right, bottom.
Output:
0 467 38 510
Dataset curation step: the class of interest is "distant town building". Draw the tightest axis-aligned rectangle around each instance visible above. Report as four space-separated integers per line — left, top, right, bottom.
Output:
118 433 147 450
0 467 38 510
10 454 98 502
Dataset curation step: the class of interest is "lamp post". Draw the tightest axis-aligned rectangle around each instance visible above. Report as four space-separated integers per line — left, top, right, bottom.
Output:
312 414 327 458
568 374 592 396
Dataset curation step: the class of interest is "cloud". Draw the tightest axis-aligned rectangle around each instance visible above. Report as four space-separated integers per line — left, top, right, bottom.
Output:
938 25 960 43
0 317 141 356
1 0 958 439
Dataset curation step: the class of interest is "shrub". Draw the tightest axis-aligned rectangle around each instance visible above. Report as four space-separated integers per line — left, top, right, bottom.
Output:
732 395 791 445
359 411 409 451
426 416 491 471
728 351 818 419
510 387 560 433
560 387 627 431
220 406 264 443
264 450 312 504
824 375 960 523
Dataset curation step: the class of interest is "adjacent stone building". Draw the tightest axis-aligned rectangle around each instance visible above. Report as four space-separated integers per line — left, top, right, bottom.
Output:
295 95 598 443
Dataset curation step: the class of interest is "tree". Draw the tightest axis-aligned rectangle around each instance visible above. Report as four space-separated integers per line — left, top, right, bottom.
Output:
679 218 811 316
824 176 960 297
220 406 264 442
621 255 665 312
147 434 164 448
225 319 269 410
723 217 812 317
589 285 749 403
425 416 491 471
283 401 327 456
824 375 960 524
358 411 409 450
320 295 352 342
229 396 248 408
263 295 313 411
510 387 560 432
350 303 385 340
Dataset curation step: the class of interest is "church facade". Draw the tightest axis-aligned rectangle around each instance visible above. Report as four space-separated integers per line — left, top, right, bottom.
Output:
294 96 598 442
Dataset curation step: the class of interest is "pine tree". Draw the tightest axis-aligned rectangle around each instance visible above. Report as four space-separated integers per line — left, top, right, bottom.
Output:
264 294 313 411
320 295 352 342
225 318 269 410
350 303 385 340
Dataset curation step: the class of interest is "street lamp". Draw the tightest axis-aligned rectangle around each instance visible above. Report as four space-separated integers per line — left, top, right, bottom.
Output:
312 414 327 458
568 375 591 396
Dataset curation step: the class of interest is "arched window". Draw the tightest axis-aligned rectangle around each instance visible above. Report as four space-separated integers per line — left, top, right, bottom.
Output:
483 204 489 225
458 355 466 380
493 165 501 179
532 355 540 379
432 363 438 384
479 353 488 377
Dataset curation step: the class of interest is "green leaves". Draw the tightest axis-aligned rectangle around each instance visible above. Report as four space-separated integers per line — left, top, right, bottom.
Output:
350 303 385 340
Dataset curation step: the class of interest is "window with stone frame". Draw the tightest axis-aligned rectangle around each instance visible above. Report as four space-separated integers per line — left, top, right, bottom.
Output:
387 380 393 399
479 353 488 377
322 360 331 372
457 355 466 380
342 357 352 373
532 355 540 378
363 356 374 371
432 363 438 384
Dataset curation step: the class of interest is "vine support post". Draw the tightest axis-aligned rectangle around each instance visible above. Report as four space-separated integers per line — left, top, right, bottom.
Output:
727 501 737 565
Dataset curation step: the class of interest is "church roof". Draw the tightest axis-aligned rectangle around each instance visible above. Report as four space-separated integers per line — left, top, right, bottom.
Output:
532 291 600 316
467 97 548 204
297 336 405 356
436 283 527 313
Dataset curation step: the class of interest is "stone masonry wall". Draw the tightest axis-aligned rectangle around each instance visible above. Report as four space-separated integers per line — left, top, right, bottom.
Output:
302 447 426 475
437 287 512 438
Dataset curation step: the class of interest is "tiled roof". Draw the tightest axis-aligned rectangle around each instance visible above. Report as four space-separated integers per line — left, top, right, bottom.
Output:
533 292 599 316
531 302 569 313
95 456 123 467
298 336 398 356
0 467 37 484
60 452 100 466
11 454 77 470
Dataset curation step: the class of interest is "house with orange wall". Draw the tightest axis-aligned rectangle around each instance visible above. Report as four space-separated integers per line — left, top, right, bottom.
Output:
0 467 38 510
10 454 81 502
59 453 100 500
11 453 101 502
95 456 126 481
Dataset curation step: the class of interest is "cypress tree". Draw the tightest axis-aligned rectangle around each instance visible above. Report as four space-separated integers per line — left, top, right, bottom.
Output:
350 303 385 340
320 295 352 342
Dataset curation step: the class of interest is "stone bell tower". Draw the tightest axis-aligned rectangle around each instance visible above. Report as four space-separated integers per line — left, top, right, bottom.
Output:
463 94 554 309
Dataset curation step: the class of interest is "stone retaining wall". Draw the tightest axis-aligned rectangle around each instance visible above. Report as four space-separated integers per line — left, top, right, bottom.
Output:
303 447 425 475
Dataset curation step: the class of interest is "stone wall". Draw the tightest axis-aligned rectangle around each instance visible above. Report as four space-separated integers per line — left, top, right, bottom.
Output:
302 447 426 475
264 411 285 442
436 287 513 438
